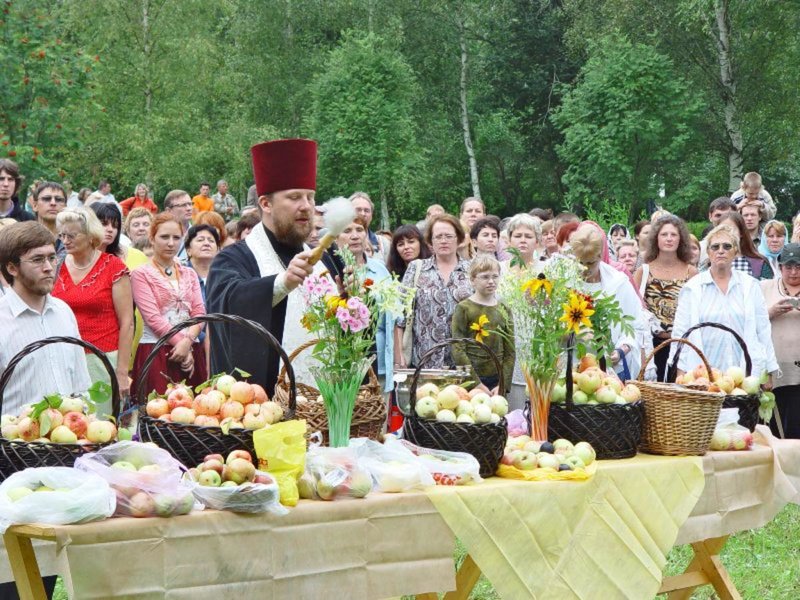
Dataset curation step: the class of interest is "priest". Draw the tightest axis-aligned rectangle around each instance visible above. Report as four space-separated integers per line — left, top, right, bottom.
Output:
206 139 329 395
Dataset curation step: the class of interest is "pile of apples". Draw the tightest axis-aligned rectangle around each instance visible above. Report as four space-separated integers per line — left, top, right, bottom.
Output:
414 383 509 424
675 364 762 396
187 450 272 488
551 354 642 405
501 435 596 471
145 374 284 431
1 395 117 445
4 481 70 502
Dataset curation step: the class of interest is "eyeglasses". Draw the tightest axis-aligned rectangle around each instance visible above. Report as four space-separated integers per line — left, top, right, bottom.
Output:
171 202 192 209
38 195 66 204
781 264 800 272
20 254 58 267
475 274 500 282
432 234 457 242
709 243 734 252
58 232 83 242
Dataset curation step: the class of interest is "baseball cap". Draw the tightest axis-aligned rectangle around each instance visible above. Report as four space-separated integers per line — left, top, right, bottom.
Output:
778 243 800 265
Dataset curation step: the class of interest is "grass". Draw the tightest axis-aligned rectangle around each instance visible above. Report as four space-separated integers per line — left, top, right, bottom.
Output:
51 505 800 599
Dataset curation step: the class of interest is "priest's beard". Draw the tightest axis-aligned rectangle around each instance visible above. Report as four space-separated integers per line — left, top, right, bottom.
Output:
270 213 312 247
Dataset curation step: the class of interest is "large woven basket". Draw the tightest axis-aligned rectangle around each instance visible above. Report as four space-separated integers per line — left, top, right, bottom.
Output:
272 339 386 444
135 313 296 468
0 336 121 480
636 337 724 456
668 322 760 432
403 338 507 477
547 348 643 459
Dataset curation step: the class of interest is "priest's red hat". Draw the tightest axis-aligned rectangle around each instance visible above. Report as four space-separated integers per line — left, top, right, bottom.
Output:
251 139 317 196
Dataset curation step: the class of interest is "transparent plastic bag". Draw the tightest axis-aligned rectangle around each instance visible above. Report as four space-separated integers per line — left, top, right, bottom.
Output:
186 469 287 514
300 445 373 501
74 441 197 517
393 438 482 485
349 438 435 492
505 410 528 438
710 423 754 451
0 466 116 533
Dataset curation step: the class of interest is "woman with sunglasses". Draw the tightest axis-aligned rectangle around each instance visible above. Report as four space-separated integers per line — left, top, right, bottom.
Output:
53 207 134 407
671 225 778 387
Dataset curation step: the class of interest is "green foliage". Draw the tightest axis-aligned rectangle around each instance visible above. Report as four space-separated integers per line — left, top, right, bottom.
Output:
553 34 704 222
583 199 641 230
308 31 422 222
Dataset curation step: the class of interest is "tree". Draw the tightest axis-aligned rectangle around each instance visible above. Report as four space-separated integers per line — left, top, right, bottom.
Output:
0 0 95 183
552 35 703 220
308 31 422 225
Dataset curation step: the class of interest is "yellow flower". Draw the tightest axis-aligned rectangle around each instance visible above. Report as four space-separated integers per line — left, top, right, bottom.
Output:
324 294 347 318
522 273 553 297
559 293 595 334
470 314 491 342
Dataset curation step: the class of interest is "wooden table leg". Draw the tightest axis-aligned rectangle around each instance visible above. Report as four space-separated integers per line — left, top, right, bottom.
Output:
659 535 741 600
443 554 482 600
2 530 47 600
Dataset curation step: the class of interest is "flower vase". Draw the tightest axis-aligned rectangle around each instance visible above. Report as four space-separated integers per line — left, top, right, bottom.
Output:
311 357 373 448
524 371 556 442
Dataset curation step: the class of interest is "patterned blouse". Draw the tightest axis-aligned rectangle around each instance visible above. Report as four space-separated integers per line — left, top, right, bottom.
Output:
400 257 473 368
643 270 691 333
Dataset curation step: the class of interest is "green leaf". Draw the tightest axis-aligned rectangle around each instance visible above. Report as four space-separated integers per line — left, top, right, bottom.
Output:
39 410 52 437
233 367 252 379
87 381 112 409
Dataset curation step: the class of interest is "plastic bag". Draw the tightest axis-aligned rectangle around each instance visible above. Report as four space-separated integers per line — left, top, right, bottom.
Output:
0 466 116 533
505 410 528 438
253 419 307 507
710 423 754 451
393 438 482 485
300 445 373 500
349 438 435 492
187 469 287 514
74 441 196 518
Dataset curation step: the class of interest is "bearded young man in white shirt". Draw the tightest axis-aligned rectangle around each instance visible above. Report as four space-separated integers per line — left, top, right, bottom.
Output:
0 221 90 416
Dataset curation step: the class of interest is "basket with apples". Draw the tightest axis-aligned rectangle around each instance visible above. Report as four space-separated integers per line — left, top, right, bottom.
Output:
0 336 122 480
403 338 508 478
670 322 766 432
134 314 297 469
185 449 284 513
544 352 644 460
74 441 196 518
500 435 597 478
636 337 724 456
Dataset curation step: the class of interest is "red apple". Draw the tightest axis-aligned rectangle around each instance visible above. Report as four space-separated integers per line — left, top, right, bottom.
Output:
229 382 254 405
146 398 169 418
168 387 193 411
226 450 252 465
63 412 88 438
170 407 196 425
202 458 224 475
223 458 256 484
251 384 268 404
219 400 244 420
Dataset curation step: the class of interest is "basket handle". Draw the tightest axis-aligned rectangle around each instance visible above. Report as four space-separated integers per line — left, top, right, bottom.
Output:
133 313 296 417
406 337 505 419
276 338 379 389
0 336 121 418
563 335 609 410
667 322 752 382
637 337 712 382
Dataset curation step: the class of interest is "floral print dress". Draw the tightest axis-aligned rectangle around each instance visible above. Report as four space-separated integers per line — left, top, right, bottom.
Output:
401 257 473 368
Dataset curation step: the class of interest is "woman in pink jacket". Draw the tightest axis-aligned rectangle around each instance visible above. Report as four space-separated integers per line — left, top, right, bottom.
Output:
130 213 206 396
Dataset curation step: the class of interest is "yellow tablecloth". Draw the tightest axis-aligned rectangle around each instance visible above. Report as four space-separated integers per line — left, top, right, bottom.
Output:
426 454 705 600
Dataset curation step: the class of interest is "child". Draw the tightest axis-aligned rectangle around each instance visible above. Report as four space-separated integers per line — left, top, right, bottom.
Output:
450 255 515 395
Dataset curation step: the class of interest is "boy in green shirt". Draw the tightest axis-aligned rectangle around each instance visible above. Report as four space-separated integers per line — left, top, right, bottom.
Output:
451 255 515 395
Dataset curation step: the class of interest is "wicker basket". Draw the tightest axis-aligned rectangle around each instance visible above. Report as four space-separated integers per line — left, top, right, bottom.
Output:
402 338 507 477
668 322 761 432
272 340 386 444
0 336 122 480
547 350 644 459
637 338 724 456
135 314 296 468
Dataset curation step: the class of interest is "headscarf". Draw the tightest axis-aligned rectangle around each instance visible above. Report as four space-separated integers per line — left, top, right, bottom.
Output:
758 220 788 261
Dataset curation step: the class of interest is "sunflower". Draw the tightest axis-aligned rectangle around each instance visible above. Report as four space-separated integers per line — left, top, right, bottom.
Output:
470 314 491 342
559 292 595 334
521 273 553 297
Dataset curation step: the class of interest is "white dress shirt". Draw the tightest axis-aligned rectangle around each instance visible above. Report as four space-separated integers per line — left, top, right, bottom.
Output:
0 288 91 415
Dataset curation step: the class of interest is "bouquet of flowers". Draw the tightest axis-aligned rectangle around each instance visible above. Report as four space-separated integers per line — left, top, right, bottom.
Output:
499 253 633 439
300 248 413 446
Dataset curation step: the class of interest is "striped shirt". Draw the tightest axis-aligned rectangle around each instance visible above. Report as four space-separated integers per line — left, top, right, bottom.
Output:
0 289 91 415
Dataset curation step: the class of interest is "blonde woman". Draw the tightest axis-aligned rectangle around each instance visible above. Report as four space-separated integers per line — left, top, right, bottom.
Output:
53 207 133 406
501 213 542 270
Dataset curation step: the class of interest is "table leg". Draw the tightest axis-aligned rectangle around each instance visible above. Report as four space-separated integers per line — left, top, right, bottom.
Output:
2 531 48 600
660 536 741 600
443 554 481 600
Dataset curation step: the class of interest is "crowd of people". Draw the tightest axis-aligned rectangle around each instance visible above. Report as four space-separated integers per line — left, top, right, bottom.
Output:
1 149 799 442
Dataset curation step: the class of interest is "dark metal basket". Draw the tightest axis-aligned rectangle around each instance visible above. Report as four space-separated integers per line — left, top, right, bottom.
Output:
668 322 760 432
0 336 121 480
134 313 296 467
403 337 507 477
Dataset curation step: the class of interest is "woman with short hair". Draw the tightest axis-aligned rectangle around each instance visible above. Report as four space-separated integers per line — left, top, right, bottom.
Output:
470 217 501 258
671 225 778 385
54 207 134 405
124 207 153 250
502 213 541 269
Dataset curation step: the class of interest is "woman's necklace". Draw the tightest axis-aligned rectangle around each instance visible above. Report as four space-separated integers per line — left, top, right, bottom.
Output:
71 250 98 270
152 258 179 284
